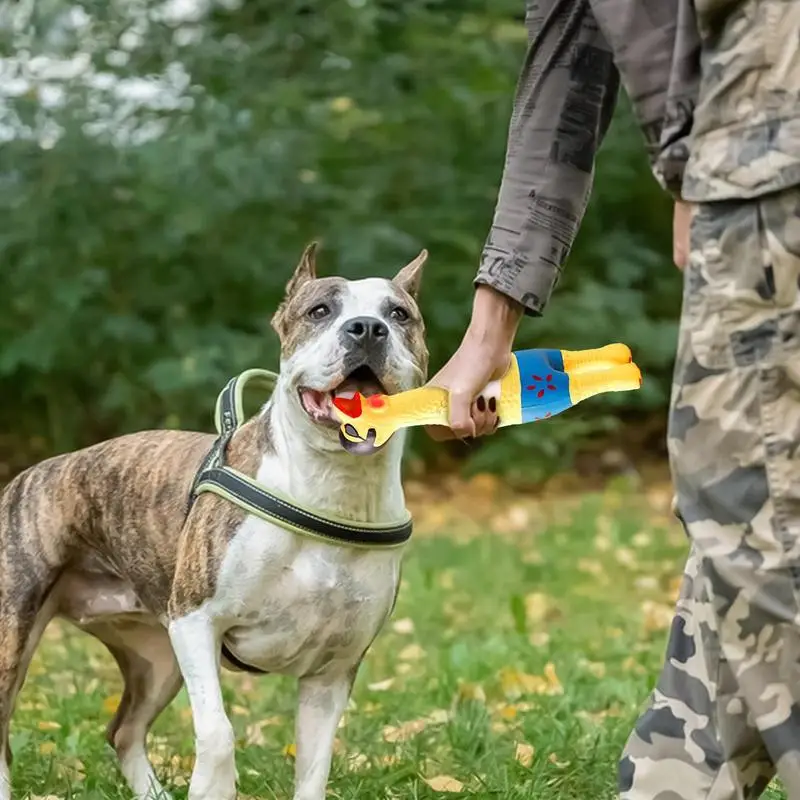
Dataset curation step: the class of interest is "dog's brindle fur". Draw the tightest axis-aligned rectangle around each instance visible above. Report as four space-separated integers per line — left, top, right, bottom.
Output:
0 244 429 800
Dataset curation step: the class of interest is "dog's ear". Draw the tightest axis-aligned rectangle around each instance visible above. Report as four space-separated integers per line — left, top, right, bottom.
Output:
392 249 428 299
285 241 318 296
271 241 319 337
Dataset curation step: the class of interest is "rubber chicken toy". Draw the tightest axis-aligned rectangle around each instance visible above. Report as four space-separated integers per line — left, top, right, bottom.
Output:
332 343 641 449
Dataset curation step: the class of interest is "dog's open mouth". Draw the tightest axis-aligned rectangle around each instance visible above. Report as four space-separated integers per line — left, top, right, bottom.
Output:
299 365 386 428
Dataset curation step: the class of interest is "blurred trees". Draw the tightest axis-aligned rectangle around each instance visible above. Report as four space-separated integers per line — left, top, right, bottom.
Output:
0 0 680 479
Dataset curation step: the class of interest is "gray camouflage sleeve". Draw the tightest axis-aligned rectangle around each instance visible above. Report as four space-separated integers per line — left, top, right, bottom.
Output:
474 1 621 316
476 0 699 316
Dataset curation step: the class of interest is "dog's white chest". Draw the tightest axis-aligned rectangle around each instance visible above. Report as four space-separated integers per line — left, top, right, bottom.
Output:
212 515 402 677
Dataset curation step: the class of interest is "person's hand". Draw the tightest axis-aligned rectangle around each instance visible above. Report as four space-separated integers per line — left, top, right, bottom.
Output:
672 199 693 270
425 285 523 441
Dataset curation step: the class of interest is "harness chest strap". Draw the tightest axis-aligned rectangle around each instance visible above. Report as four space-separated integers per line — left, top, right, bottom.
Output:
188 368 414 548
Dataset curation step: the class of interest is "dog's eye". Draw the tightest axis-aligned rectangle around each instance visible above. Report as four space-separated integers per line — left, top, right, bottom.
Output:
307 304 330 320
390 306 409 322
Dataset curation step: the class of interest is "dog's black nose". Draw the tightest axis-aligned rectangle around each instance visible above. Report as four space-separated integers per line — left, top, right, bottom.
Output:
343 316 388 344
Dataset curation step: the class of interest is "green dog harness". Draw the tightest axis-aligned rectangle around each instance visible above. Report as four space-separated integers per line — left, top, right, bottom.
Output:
189 369 414 549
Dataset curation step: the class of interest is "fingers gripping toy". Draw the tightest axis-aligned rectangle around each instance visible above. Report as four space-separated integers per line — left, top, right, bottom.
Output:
333 343 641 449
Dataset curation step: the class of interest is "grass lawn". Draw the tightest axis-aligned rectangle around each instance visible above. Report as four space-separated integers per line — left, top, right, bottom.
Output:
8 474 787 799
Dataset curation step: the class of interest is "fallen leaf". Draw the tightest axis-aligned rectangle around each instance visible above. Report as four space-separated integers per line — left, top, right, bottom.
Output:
594 533 612 552
506 504 531 531
38 741 56 755
457 681 486 703
382 718 428 743
622 656 647 675
399 643 426 662
641 599 673 633
634 576 659 591
346 752 369 771
496 704 518 720
37 721 61 731
382 710 449 743
632 531 652 548
528 631 550 648
56 757 85 782
102 694 121 715
467 472 502 497
543 662 563 694
577 558 603 576
524 592 550 623
392 617 415 635
245 722 268 746
17 701 46 712
582 660 606 679
427 708 450 725
576 707 621 724
499 663 562 699
491 720 510 734
514 742 535 767
424 775 464 792
367 678 395 692
439 571 455 590
548 752 570 768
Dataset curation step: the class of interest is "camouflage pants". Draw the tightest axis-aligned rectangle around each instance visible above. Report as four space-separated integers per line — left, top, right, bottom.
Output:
619 186 800 799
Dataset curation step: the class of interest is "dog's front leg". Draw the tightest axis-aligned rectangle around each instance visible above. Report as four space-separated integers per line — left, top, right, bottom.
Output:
168 612 236 800
292 671 353 800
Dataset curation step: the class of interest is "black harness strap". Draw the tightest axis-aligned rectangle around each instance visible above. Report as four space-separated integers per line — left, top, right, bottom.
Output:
194 465 412 547
189 369 412 549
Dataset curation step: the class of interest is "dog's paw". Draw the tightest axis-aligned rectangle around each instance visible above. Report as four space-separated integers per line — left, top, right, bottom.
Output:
188 773 237 800
188 728 238 800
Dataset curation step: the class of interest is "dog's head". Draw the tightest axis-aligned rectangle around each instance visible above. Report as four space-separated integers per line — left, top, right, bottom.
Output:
271 242 429 452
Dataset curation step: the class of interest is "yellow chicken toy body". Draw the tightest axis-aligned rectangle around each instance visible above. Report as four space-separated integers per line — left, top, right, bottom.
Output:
333 343 641 449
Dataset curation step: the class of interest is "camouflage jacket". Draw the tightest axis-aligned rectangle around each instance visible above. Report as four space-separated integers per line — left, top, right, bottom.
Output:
476 0 800 316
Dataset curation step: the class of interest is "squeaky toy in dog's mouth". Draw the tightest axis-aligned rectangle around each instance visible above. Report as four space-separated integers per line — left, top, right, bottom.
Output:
299 365 389 455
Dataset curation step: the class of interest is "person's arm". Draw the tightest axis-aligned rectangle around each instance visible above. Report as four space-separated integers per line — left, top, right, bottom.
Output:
427 0 621 440
476 0 700 319
474 0 622 318
429 0 699 440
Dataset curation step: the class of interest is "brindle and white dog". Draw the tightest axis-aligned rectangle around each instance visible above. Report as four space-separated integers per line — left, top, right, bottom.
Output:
0 243 429 800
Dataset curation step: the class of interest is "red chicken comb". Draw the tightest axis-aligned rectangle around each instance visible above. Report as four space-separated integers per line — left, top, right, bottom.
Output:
331 394 363 418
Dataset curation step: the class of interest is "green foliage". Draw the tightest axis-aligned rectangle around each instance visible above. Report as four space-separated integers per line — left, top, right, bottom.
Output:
0 0 679 473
